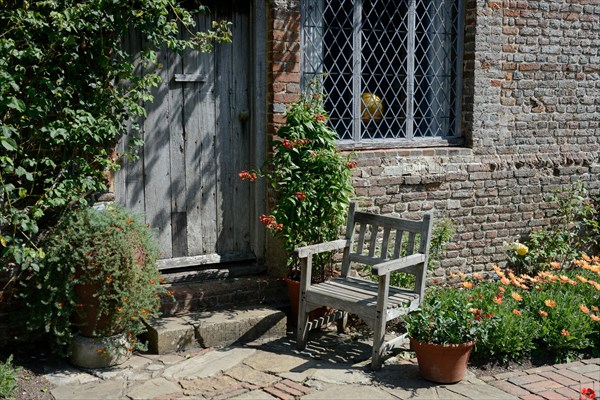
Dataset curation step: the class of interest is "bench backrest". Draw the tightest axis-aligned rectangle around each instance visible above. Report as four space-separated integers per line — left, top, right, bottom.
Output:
341 203 433 280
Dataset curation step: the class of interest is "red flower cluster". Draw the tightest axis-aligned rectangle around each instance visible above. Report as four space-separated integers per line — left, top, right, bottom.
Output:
581 388 596 400
346 160 358 169
313 113 327 122
282 138 311 149
238 170 257 181
470 308 494 321
259 214 283 231
295 191 307 201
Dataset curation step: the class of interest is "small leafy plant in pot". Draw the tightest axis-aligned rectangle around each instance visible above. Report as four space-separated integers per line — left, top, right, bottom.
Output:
239 80 355 321
17 204 166 367
405 287 488 384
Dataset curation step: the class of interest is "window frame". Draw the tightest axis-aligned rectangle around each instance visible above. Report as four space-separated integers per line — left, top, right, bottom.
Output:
301 0 466 149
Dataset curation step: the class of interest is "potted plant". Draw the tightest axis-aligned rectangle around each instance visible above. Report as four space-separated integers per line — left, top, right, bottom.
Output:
405 287 488 384
17 204 167 367
239 80 355 320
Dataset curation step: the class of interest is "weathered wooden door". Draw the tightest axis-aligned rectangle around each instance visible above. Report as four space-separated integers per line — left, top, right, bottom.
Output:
116 2 258 268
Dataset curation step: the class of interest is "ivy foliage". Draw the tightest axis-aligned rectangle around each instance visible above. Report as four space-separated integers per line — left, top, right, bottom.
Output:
0 1 231 270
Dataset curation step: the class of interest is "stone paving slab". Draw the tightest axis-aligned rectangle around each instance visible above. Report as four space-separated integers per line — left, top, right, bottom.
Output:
162 348 256 380
40 330 600 400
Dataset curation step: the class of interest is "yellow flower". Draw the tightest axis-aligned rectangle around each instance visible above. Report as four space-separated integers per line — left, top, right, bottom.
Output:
512 309 521 316
461 281 474 289
561 329 570 337
580 305 590 314
515 243 528 256
545 299 556 308
538 310 548 318
511 293 523 301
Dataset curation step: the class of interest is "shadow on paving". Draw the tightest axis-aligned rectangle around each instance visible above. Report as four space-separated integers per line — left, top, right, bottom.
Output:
252 328 449 391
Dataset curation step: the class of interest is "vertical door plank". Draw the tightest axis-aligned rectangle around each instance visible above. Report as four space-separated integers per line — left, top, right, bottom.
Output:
231 3 252 255
185 12 218 255
143 47 173 259
169 36 187 258
116 28 146 214
214 2 234 254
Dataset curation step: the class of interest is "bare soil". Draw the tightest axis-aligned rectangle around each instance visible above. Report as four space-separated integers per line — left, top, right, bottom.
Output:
0 345 54 400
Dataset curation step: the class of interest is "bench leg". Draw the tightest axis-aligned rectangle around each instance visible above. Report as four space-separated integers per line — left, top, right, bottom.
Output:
371 320 386 370
296 309 309 350
336 311 348 333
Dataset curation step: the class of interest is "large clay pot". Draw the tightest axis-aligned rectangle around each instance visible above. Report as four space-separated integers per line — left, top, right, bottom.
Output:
410 337 474 384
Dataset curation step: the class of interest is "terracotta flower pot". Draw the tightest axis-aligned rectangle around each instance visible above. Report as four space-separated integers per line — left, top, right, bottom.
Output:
410 337 474 384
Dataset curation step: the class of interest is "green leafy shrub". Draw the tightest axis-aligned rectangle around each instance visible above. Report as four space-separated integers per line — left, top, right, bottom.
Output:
468 280 537 362
0 355 19 400
0 1 231 272
239 81 355 280
505 181 599 274
405 286 487 345
451 260 600 363
17 204 167 356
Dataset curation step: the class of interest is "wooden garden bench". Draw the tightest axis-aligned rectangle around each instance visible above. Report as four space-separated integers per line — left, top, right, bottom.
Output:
294 202 433 370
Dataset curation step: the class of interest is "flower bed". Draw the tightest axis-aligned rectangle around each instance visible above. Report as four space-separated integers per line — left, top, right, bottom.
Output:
423 255 600 364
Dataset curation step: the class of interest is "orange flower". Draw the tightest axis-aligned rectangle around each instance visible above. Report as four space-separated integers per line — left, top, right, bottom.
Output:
473 272 483 280
561 329 570 337
149 279 155 285
590 314 600 322
582 253 591 262
538 310 548 318
576 275 589 283
461 281 473 289
592 306 599 312
500 277 510 286
512 309 521 316
450 272 458 279
511 293 523 301
498 286 505 292
580 305 590 314
549 261 561 270
545 299 556 308
493 297 503 305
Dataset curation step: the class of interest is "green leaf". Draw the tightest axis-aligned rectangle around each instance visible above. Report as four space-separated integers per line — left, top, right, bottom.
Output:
7 97 26 112
1 137 17 151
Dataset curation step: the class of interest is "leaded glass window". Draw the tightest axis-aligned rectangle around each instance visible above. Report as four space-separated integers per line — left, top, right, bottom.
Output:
302 0 465 146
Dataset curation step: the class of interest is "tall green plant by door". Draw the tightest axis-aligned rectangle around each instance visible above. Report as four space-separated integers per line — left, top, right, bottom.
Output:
240 83 355 280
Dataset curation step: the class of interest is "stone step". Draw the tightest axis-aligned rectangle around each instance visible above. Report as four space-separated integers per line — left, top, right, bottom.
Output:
145 306 287 354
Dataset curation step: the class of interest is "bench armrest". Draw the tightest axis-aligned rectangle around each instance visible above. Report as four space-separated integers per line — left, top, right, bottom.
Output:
371 253 426 276
294 239 350 259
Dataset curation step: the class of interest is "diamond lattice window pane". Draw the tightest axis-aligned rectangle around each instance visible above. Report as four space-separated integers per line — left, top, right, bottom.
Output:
302 0 463 143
